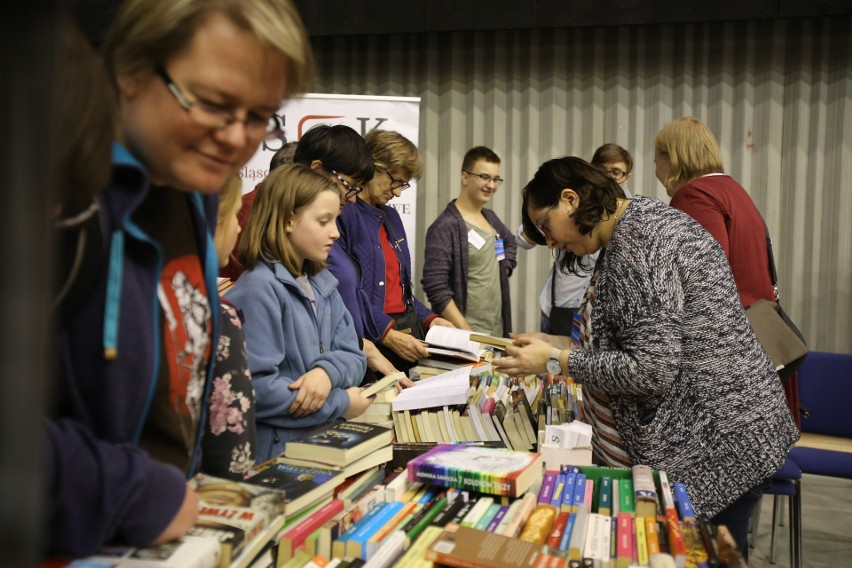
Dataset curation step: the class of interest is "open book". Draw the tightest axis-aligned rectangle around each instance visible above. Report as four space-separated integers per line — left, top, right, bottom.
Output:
469 332 515 351
392 365 474 411
423 327 488 362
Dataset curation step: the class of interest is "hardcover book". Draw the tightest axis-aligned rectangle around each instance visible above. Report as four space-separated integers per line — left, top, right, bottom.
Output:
244 462 345 517
283 422 393 467
406 443 544 498
186 473 287 568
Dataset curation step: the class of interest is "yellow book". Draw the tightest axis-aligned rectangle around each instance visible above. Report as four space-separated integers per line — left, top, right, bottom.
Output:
635 512 649 566
409 410 422 442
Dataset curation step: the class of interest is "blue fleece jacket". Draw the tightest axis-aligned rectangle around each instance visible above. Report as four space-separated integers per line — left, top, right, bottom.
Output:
226 262 366 462
49 143 220 556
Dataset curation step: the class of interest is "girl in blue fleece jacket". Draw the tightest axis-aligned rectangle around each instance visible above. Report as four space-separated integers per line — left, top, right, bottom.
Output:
227 164 371 462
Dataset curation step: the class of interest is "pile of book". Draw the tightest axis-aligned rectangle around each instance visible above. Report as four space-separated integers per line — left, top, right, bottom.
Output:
409 328 502 379
391 366 544 453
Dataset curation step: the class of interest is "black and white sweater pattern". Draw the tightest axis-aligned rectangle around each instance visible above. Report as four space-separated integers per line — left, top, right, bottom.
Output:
569 196 799 517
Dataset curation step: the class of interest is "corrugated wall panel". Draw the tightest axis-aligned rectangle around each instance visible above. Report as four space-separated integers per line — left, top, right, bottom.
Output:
310 16 851 354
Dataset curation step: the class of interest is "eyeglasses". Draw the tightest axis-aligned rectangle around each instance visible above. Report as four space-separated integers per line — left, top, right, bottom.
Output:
464 171 504 185
387 172 411 191
330 169 364 199
534 202 560 240
158 68 283 142
606 167 630 182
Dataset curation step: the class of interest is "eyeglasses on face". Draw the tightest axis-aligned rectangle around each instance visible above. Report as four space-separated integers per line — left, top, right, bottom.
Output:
330 169 364 198
157 68 283 143
386 172 411 191
534 201 560 240
606 167 629 182
464 171 504 185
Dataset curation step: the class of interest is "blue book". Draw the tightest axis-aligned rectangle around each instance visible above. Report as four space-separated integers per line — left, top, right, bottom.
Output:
571 473 587 512
561 472 578 512
344 501 405 560
674 482 697 522
550 473 567 508
332 501 389 559
475 503 502 531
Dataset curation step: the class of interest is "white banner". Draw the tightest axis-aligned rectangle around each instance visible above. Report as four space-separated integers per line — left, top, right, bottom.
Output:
239 93 421 265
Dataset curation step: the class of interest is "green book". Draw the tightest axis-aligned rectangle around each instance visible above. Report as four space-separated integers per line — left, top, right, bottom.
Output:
598 475 613 516
618 477 635 514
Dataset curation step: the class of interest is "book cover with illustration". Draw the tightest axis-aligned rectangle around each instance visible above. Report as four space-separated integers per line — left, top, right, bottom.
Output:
186 473 286 567
244 462 346 516
407 443 543 497
284 421 393 466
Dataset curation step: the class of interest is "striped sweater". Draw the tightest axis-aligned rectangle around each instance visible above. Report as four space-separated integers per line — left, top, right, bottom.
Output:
568 196 798 517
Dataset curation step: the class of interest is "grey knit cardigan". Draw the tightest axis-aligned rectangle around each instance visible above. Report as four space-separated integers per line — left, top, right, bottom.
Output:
568 196 799 517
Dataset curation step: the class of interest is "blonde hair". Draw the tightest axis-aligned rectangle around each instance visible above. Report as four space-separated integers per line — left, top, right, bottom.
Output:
102 0 314 98
654 117 724 192
217 174 243 228
364 129 423 180
239 164 338 276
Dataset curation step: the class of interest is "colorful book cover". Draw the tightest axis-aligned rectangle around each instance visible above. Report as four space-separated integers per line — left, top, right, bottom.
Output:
406 443 543 497
539 470 559 504
486 505 509 532
617 478 635 514
561 472 578 512
475 502 502 531
597 476 613 516
571 473 587 513
674 482 697 522
344 501 404 560
550 473 567 508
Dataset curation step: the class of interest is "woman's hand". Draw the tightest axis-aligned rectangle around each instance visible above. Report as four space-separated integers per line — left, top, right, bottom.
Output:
363 338 398 376
288 367 332 417
150 484 199 545
491 336 556 377
509 331 572 350
395 377 415 393
383 329 429 362
343 387 374 420
430 317 456 328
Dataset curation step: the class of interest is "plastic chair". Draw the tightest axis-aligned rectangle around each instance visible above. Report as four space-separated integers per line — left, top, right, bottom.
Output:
750 456 802 567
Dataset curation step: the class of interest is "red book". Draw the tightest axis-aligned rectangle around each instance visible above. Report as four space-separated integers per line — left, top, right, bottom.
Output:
616 512 633 568
547 511 571 549
278 498 345 560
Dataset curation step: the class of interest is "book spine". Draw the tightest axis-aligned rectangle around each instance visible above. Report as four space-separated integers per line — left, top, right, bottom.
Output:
572 474 587 513
615 512 633 568
582 479 595 511
598 476 612 516
486 505 508 532
635 511 649 566
460 496 495 528
346 501 405 560
474 502 502 531
550 473 566 508
547 511 571 549
673 482 697 523
332 502 389 559
539 470 559 504
405 495 449 545
278 498 345 559
567 503 590 561
559 511 576 551
561 472 578 512
617 478 634 515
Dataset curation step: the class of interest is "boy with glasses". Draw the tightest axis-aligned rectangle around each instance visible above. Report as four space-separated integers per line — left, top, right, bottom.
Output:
422 146 517 336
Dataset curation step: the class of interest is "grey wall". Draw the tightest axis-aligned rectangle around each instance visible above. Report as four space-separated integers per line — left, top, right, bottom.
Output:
308 16 851 354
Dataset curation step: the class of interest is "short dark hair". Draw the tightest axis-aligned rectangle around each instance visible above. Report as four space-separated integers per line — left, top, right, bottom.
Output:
591 143 633 173
521 156 625 274
461 146 500 172
294 124 374 184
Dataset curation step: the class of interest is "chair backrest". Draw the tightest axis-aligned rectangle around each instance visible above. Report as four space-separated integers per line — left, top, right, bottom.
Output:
797 351 852 438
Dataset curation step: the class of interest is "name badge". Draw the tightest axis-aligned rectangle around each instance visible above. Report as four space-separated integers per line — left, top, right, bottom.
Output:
495 238 505 261
467 228 486 250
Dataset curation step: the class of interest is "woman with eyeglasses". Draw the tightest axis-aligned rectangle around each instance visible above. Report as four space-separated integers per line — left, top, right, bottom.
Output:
336 129 454 373
492 156 798 561
515 143 632 337
50 0 313 555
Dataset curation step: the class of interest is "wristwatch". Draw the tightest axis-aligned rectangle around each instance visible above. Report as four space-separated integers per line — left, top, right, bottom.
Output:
546 348 564 375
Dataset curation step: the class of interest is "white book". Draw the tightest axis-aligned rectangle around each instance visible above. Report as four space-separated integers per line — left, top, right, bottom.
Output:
391 366 473 411
459 496 494 528
362 529 406 568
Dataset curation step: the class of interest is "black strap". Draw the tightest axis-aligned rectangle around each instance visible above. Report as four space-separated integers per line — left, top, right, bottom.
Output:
764 224 780 300
550 261 558 307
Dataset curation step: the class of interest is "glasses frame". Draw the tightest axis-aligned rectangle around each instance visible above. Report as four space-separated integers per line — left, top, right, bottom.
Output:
606 167 630 182
157 67 283 142
534 201 560 240
330 169 364 199
464 171 504 185
386 171 411 192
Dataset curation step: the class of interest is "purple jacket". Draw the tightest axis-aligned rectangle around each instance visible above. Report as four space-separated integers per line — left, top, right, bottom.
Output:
49 143 220 556
337 198 435 341
421 200 517 334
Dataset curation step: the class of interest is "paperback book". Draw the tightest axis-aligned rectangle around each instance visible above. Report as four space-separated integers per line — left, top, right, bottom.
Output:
283 421 393 467
244 462 345 517
406 443 543 498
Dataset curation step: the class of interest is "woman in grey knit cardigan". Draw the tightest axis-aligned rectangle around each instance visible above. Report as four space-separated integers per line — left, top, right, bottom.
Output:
493 156 798 560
